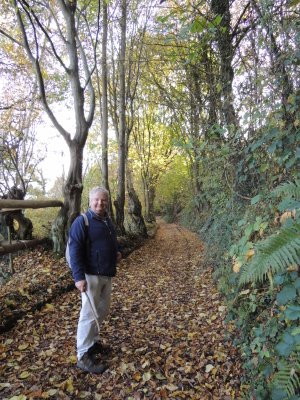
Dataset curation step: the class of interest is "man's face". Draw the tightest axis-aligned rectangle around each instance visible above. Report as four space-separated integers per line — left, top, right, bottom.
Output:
90 192 108 216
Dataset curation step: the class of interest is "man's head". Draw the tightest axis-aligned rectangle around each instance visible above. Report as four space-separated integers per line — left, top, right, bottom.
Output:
89 187 109 217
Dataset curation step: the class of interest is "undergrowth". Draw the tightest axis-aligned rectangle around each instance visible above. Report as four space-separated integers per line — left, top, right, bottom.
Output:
179 179 300 399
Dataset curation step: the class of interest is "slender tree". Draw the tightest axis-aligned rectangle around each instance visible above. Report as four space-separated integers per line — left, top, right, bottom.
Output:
0 0 98 252
113 0 127 235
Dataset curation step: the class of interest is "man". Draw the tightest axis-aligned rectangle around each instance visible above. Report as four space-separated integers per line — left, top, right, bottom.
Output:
69 187 122 374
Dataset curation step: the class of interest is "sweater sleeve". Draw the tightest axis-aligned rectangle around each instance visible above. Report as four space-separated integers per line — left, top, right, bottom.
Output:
69 215 88 282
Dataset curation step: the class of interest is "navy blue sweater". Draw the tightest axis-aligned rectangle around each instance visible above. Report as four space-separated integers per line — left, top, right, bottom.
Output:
69 209 119 282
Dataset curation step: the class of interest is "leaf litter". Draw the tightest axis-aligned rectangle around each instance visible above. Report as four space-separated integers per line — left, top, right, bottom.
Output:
0 219 244 399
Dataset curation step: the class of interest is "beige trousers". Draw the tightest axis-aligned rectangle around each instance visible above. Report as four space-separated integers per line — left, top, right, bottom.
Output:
77 274 112 360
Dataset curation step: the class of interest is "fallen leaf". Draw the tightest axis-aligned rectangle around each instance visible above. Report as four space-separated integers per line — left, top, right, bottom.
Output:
18 343 29 351
43 303 54 312
79 391 92 398
47 389 57 396
59 378 74 393
19 371 30 379
133 371 142 381
0 382 11 389
165 383 178 391
142 371 151 381
205 364 214 373
69 355 77 364
155 372 166 380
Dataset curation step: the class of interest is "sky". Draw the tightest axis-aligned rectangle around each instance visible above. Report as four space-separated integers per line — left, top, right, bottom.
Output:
36 112 70 191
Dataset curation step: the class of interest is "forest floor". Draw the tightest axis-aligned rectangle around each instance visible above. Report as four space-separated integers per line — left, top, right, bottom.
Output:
0 219 245 400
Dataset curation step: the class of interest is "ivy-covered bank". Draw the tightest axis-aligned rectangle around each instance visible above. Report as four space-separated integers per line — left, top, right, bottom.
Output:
174 177 299 399
218 182 300 399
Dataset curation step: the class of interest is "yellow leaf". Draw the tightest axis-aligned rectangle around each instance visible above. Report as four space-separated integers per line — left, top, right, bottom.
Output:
240 289 250 295
19 371 30 379
69 355 77 364
280 210 296 225
133 371 142 382
8 396 27 400
165 384 178 391
18 288 31 300
245 249 255 261
5 298 17 306
184 364 193 373
205 383 213 389
142 371 151 382
187 332 197 340
287 264 299 272
43 304 54 312
142 360 150 368
205 364 214 373
79 391 91 398
18 343 29 351
233 260 242 273
47 389 57 396
60 378 74 393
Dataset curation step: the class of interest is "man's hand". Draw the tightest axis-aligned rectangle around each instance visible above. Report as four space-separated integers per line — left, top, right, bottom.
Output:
117 251 122 264
75 280 87 292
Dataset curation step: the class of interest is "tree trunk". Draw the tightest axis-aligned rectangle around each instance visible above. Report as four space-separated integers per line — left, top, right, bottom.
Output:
191 156 203 213
144 178 155 223
147 187 156 223
100 0 114 218
250 0 293 126
211 0 238 137
126 164 147 237
115 0 127 235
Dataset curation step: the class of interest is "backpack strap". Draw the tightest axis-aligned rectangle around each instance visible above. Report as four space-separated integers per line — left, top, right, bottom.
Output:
81 212 89 228
80 213 90 259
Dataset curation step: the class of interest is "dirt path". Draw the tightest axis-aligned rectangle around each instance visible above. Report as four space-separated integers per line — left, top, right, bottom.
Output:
0 220 243 399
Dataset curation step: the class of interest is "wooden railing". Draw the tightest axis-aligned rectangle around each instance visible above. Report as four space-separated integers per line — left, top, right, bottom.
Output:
0 199 63 271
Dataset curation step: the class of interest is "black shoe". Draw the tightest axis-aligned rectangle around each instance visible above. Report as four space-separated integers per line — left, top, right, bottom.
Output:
88 341 112 356
77 352 108 374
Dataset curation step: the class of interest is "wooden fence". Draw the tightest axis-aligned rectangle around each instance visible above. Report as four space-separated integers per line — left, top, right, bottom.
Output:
0 199 63 272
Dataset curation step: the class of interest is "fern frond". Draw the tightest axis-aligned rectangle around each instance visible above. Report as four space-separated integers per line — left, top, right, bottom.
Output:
272 357 300 399
273 180 300 200
239 224 300 285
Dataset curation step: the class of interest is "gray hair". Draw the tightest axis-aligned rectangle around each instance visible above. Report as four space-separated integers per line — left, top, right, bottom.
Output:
89 187 109 202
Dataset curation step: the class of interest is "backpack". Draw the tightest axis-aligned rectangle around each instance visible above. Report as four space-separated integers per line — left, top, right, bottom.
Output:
65 213 89 269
